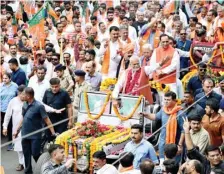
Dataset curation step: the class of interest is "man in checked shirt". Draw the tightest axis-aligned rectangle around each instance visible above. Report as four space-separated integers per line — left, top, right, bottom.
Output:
41 144 75 174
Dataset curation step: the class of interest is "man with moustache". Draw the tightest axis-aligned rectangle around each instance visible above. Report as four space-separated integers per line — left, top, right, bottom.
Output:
99 26 122 79
202 98 224 147
43 78 73 142
188 114 210 154
142 91 186 162
85 61 102 91
183 117 224 174
123 124 158 169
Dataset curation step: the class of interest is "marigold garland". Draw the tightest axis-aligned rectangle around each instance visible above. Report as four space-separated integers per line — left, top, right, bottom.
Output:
149 81 170 93
100 78 117 91
84 92 111 120
220 45 224 64
110 130 131 144
73 143 77 172
113 95 143 121
56 125 131 173
181 70 198 90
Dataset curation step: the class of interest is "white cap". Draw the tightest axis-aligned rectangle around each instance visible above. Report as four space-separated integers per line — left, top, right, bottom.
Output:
55 7 61 11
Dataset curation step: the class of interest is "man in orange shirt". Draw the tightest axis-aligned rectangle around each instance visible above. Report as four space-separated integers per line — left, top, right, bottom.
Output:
202 98 224 147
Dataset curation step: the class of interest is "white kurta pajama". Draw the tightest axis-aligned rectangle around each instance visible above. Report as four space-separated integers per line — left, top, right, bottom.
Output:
149 49 183 104
99 40 122 79
3 97 24 165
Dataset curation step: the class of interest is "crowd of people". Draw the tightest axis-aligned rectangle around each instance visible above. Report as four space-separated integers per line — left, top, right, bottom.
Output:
1 0 224 174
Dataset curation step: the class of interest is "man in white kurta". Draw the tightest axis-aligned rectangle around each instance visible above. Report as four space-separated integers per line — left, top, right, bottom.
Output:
119 25 139 56
213 5 224 30
149 34 182 101
98 26 122 79
112 56 167 99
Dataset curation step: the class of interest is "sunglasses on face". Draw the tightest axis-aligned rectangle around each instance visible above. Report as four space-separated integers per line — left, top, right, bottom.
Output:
199 68 206 72
180 33 186 35
52 58 58 61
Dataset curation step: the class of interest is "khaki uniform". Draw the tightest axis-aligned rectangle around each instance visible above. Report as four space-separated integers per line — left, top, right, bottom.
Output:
59 74 74 96
73 81 92 122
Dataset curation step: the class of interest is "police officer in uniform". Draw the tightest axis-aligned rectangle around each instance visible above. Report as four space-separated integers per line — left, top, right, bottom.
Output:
73 70 92 122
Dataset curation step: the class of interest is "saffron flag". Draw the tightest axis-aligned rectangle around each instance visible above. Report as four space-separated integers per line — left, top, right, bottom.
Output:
8 16 17 45
46 2 59 21
28 7 46 49
22 0 36 15
15 2 23 20
163 0 179 15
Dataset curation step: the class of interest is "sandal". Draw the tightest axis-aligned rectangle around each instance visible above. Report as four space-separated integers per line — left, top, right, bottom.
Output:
16 164 24 171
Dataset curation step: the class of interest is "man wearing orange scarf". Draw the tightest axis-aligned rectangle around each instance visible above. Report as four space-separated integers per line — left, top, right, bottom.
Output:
99 26 122 79
150 34 181 99
119 152 141 173
120 25 139 56
142 91 186 162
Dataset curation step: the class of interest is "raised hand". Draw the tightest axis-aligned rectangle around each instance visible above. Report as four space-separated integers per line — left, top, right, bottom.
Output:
182 117 190 133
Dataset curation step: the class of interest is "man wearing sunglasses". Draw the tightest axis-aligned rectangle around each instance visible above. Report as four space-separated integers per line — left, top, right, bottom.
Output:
176 29 192 79
187 63 208 96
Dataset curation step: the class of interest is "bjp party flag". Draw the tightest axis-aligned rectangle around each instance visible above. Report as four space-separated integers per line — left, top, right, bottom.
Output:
28 6 46 48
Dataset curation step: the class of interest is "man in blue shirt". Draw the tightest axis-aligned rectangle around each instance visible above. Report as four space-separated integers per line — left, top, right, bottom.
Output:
15 87 56 174
176 29 192 79
8 58 26 86
142 91 186 162
195 78 222 109
187 63 207 96
124 124 158 169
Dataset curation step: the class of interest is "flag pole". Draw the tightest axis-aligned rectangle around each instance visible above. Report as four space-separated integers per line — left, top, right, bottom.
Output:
60 39 64 65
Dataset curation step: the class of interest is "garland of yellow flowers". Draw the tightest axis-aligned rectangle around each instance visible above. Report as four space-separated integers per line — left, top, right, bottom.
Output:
100 78 117 91
73 143 77 172
220 45 224 64
113 95 143 121
110 130 131 144
149 81 170 93
181 69 198 90
84 91 111 120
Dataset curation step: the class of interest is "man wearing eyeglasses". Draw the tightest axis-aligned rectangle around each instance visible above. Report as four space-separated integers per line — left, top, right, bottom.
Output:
176 29 192 79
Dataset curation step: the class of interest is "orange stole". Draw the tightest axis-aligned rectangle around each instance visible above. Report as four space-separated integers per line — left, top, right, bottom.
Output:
153 45 176 84
122 68 153 104
139 29 160 56
101 40 122 75
164 105 182 144
120 38 133 71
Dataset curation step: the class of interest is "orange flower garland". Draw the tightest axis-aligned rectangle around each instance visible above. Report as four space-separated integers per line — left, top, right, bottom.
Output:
220 45 224 64
113 95 143 121
84 92 111 120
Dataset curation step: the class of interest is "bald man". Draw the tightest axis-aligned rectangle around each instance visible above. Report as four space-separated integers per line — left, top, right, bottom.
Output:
112 55 169 104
